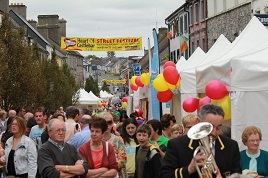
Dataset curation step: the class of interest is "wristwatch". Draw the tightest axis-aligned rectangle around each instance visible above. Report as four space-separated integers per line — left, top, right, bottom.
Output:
65 165 69 172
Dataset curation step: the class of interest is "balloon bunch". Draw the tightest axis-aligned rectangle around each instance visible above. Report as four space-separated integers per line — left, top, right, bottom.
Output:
121 96 128 109
152 61 180 103
130 72 150 91
182 80 231 120
98 100 108 108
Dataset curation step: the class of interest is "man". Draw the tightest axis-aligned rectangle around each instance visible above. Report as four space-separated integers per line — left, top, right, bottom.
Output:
160 114 176 139
16 107 26 117
29 107 47 150
65 106 80 142
68 114 91 149
161 104 241 178
38 119 88 178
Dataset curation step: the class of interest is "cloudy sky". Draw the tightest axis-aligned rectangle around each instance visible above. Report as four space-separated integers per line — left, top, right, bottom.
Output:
10 0 184 57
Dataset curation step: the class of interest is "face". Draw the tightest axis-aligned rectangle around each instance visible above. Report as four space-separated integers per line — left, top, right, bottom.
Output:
57 116 65 121
136 132 150 147
90 127 103 142
246 133 260 152
35 111 45 126
148 125 157 139
184 121 197 135
48 121 66 144
171 130 183 139
126 123 137 136
11 120 20 135
203 113 223 140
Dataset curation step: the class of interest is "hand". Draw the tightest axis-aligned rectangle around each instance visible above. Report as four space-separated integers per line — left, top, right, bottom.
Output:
152 141 160 150
75 159 84 165
0 157 5 164
215 167 223 178
188 152 205 175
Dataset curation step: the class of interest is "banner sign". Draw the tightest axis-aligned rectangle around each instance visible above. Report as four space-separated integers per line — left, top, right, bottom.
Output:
254 14 268 26
101 79 127 84
132 63 140 76
61 37 142 51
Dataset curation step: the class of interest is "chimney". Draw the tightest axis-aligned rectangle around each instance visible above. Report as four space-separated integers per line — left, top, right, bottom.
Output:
9 3 27 19
58 18 67 37
37 15 60 44
28 19 37 30
0 0 9 13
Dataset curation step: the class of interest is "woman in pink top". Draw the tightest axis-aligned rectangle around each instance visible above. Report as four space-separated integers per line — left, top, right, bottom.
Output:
79 117 118 178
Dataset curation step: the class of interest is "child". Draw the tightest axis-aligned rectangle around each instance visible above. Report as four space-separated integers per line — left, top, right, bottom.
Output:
134 124 162 178
170 124 184 139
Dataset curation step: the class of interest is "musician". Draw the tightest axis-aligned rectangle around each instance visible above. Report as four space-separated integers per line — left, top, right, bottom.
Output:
160 104 241 178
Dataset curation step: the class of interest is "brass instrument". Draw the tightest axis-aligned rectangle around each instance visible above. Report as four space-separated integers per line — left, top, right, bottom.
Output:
187 122 218 178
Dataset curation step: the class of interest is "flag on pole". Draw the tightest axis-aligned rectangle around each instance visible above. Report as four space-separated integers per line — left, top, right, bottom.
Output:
178 32 189 53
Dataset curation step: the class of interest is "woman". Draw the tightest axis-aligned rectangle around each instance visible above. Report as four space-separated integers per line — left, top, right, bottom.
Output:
99 112 127 174
4 116 37 178
240 126 268 177
121 118 139 178
79 117 118 178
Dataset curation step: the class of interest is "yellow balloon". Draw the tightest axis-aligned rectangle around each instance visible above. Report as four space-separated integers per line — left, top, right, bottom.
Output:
122 102 128 109
131 76 137 86
167 83 176 90
211 99 219 105
153 77 169 91
217 95 231 120
140 73 150 85
176 79 180 89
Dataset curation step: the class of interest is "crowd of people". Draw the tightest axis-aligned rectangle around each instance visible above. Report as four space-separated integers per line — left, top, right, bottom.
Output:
0 103 266 178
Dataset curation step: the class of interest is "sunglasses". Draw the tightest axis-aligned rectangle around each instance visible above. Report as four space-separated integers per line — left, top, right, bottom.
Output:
106 120 113 125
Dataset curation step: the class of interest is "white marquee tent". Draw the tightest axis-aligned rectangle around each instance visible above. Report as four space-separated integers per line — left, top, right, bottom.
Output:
74 88 100 105
88 91 102 101
100 90 114 99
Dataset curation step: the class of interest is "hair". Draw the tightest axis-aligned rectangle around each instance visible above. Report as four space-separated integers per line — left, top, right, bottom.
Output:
171 124 184 134
130 111 138 118
121 118 139 145
182 114 199 127
161 114 176 130
79 107 90 115
52 113 65 121
147 119 162 135
47 118 65 131
0 110 7 119
11 116 26 136
220 125 231 138
198 104 224 121
34 107 45 115
89 117 108 133
136 123 151 136
241 126 262 145
80 116 92 125
66 106 79 118
26 117 37 128
98 111 113 121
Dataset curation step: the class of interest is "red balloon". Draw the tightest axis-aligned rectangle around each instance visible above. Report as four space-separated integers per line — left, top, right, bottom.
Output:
130 83 138 91
102 103 106 107
163 61 176 69
183 97 199 112
135 76 144 87
157 89 174 103
138 110 143 117
198 96 211 110
205 80 228 100
122 97 128 103
163 66 180 85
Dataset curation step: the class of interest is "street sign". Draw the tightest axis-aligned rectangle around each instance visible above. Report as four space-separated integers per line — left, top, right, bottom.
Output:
132 63 140 76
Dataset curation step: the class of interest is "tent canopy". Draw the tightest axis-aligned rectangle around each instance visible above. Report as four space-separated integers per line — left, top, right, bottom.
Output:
100 90 113 99
74 88 100 105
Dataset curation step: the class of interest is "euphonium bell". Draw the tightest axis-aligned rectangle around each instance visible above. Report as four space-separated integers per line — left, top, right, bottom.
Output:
187 122 218 178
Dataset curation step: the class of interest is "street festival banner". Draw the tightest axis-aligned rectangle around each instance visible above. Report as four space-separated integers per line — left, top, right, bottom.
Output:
149 28 161 120
60 37 142 51
100 79 126 84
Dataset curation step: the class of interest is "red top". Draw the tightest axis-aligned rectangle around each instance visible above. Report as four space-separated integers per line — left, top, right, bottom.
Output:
79 140 118 170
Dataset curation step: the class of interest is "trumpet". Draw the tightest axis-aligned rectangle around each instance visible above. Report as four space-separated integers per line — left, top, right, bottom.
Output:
187 122 218 178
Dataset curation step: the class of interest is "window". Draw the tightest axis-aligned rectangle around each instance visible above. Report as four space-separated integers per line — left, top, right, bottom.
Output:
185 49 189 60
196 40 199 47
184 14 188 32
177 49 180 62
202 38 206 52
191 41 194 54
194 3 198 23
189 5 193 25
200 0 204 20
180 16 183 34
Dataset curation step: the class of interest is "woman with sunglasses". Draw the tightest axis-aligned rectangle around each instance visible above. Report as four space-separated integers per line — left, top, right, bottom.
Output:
79 117 118 177
98 111 127 178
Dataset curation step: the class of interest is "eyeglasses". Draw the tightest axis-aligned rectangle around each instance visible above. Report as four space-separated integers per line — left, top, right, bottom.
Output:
248 139 260 143
106 120 113 125
52 129 66 133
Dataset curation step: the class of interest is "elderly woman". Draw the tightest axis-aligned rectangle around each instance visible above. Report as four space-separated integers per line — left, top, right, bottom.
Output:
79 117 118 178
4 116 37 178
240 126 268 178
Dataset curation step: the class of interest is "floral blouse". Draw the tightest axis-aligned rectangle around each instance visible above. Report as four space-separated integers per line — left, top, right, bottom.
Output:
108 135 127 169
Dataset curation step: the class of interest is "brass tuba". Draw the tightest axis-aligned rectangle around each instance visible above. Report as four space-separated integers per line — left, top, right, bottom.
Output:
187 122 218 178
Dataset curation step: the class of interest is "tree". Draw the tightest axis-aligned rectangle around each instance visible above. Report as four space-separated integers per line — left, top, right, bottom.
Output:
87 54 101 60
101 81 110 93
107 51 116 58
85 76 99 96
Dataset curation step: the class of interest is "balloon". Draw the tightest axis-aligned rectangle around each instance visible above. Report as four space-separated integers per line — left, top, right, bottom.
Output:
182 97 199 112
131 76 137 86
153 75 169 91
218 95 231 120
163 61 176 69
122 102 128 109
130 83 138 91
176 79 181 89
167 83 176 90
122 97 128 103
157 89 174 103
102 103 106 107
198 96 211 110
138 110 143 117
140 73 150 85
205 80 228 100
163 66 180 85
135 76 144 87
